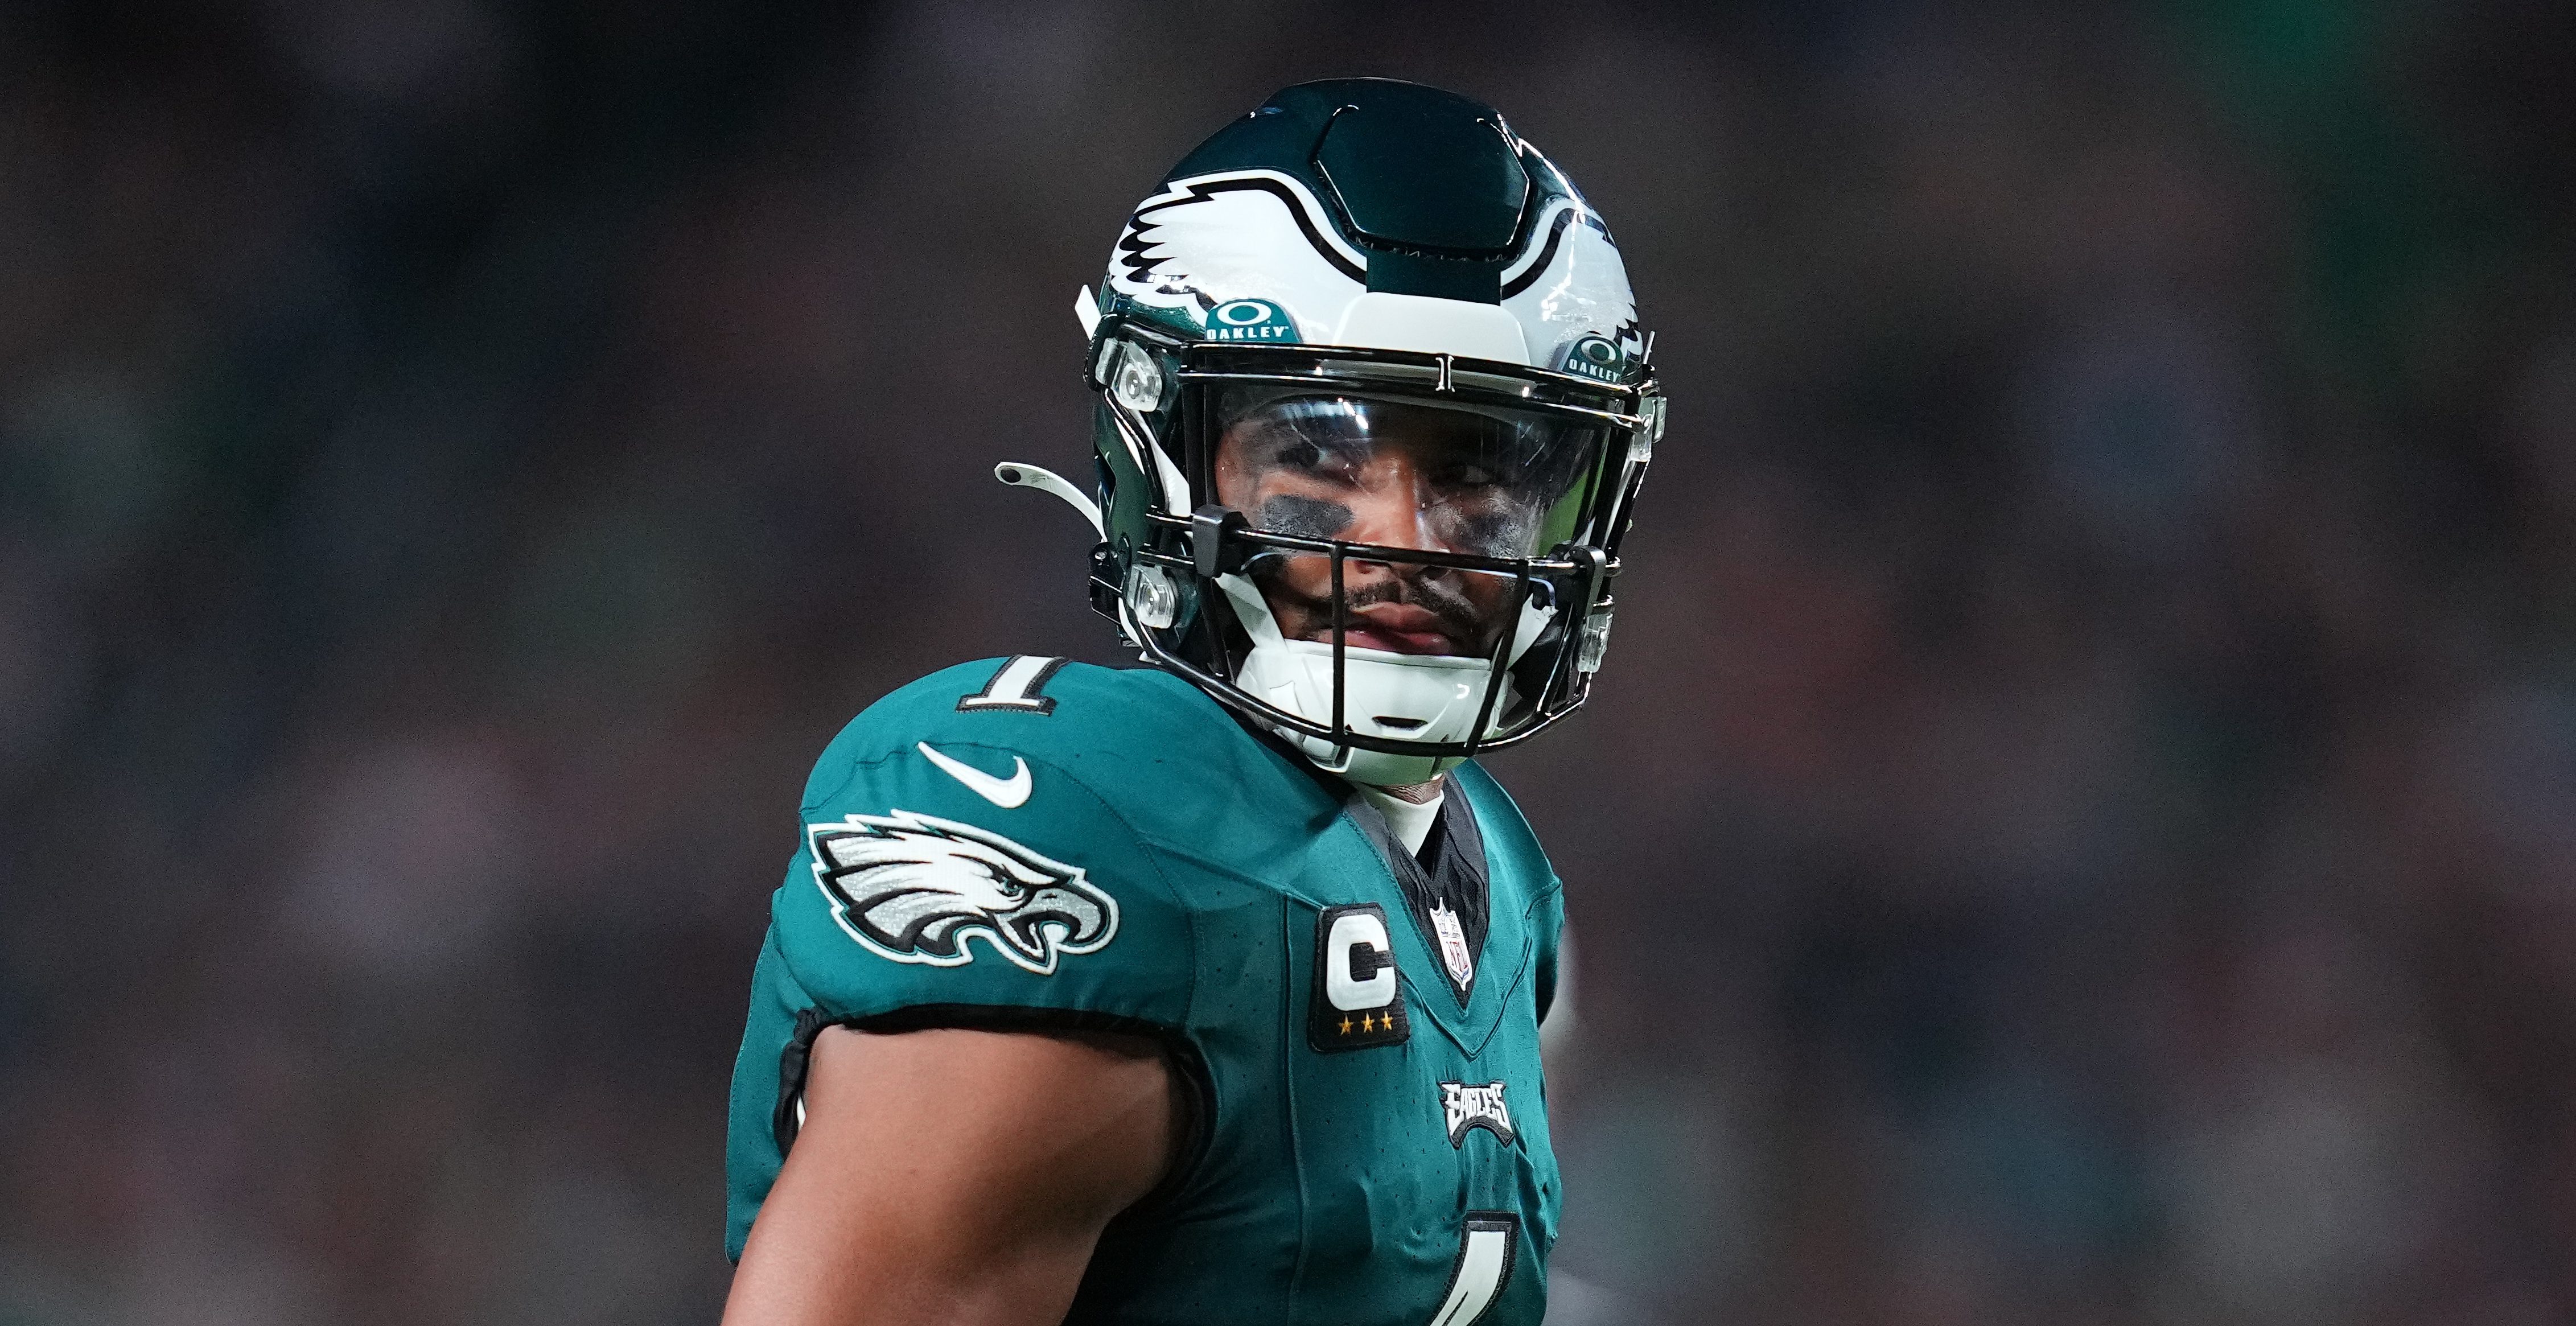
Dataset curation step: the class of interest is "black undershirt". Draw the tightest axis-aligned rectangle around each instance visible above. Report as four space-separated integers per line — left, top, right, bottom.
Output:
1211 698 1495 1006
1347 786 1492 1007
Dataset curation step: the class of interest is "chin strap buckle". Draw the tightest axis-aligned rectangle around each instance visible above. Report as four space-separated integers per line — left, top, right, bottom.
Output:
1191 505 1250 579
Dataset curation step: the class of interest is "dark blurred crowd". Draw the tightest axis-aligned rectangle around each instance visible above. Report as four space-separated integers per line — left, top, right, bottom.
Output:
4 2 2574 1323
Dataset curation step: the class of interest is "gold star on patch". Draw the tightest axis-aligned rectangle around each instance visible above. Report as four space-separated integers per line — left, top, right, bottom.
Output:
1339 1016 1353 1035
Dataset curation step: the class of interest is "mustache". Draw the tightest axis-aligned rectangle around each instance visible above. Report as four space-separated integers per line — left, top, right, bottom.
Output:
1251 557 1489 643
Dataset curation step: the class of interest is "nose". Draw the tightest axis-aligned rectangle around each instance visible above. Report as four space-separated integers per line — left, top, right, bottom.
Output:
1337 458 1441 557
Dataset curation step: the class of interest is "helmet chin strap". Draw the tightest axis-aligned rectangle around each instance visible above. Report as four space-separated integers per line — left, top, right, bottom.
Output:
1215 571 1556 786
1217 570 1290 650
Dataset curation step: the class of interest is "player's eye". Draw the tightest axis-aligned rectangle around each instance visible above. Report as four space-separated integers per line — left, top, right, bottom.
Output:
1274 440 1324 470
1273 436 1372 486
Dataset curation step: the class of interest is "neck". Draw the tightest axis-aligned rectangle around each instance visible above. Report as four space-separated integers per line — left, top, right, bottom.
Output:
1366 776 1445 804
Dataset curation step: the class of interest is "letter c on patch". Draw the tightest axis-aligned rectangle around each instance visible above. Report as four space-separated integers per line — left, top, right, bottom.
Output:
1325 911 1396 1011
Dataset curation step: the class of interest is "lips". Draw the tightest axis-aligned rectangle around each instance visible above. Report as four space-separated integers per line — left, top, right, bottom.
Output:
1317 603 1461 656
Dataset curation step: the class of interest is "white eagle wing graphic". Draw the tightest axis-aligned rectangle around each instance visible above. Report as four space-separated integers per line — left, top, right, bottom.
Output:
806 810 1118 975
1109 171 1366 332
1501 198 1641 364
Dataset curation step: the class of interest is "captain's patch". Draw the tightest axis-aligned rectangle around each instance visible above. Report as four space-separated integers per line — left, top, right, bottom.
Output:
807 810 1117 975
1441 1080 1515 1148
1310 903 1410 1052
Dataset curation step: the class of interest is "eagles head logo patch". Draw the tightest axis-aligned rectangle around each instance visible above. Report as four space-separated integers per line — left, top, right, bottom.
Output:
806 810 1118 975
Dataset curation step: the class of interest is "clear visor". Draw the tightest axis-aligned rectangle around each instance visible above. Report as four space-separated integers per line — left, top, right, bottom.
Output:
1211 388 1606 559
1209 387 1608 660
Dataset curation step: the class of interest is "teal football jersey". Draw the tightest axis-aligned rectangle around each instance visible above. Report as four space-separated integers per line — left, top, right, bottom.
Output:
726 657 1567 1326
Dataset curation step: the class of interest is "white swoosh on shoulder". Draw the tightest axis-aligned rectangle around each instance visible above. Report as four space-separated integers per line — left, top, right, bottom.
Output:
916 742 1032 809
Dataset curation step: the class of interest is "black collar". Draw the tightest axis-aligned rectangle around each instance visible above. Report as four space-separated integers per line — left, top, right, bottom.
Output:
1343 783 1491 1007
1199 690 1496 1006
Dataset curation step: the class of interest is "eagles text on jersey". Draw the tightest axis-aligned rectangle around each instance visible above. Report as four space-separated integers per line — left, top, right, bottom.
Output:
725 658 1569 1326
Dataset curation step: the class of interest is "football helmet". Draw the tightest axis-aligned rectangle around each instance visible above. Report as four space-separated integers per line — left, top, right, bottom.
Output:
1003 78 1664 784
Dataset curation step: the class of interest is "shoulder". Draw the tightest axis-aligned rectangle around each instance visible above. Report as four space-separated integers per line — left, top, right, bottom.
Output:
1452 762 1567 1016
768 657 1329 1032
1450 760 1559 898
805 657 1339 855
803 658 1255 813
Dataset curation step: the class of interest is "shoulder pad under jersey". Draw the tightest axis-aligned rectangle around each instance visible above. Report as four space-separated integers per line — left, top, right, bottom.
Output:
772 657 1333 1031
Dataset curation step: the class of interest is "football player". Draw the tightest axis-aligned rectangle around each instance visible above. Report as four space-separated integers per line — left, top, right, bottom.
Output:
722 77 1663 1326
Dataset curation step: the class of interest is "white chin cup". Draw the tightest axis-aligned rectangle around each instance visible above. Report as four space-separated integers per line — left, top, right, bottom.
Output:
1218 574 1541 785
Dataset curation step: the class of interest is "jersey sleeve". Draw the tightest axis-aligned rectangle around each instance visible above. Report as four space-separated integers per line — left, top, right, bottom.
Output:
726 664 1205 1260
769 736 1198 1030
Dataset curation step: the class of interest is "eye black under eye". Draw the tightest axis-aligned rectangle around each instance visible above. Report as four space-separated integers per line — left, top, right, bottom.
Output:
1258 493 1353 540
1445 509 1530 555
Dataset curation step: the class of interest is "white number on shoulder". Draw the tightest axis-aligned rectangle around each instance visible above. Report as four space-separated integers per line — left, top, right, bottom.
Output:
956 656 1067 714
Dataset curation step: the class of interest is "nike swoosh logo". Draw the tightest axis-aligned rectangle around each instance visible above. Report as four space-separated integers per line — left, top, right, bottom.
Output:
916 742 1032 809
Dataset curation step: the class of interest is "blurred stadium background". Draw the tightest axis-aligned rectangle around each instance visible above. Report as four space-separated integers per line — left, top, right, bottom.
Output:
6 1 2576 1322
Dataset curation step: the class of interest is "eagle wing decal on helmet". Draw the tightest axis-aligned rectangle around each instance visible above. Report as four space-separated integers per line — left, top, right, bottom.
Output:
806 810 1119 975
1109 170 1367 324
1500 196 1642 363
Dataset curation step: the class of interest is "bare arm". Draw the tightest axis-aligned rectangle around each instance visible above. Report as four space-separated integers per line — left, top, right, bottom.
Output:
722 1024 1180 1326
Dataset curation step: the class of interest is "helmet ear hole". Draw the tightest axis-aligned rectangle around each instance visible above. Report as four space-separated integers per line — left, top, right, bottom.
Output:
1123 563 1196 632
1108 339 1169 413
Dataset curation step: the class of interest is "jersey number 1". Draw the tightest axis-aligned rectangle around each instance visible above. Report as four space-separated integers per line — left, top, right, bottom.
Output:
1429 1213 1518 1326
956 655 1066 714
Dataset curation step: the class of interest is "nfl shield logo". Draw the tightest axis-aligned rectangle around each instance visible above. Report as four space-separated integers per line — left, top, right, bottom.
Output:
1430 901 1474 991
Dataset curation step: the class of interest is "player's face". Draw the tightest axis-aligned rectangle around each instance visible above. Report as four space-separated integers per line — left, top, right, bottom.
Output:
1212 394 1582 658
